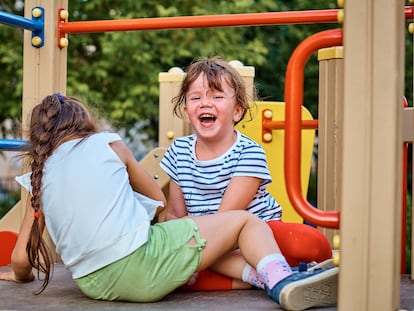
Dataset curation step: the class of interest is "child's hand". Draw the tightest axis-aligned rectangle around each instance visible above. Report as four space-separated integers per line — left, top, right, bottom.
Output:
0 270 35 283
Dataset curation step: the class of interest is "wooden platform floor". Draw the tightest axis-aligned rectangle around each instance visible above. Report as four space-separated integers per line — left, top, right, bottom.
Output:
1 264 413 310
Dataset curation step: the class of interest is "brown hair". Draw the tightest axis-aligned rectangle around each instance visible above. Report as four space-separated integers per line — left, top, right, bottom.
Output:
25 94 98 294
172 56 254 125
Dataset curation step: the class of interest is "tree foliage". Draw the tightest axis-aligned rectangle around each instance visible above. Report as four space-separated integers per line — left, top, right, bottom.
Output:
65 0 280 140
0 0 23 135
0 0 412 142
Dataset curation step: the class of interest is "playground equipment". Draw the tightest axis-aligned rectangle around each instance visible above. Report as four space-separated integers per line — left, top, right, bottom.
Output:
0 1 410 310
0 231 18 266
0 7 44 47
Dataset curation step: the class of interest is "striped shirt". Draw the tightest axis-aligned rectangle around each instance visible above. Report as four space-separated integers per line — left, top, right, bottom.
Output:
160 131 282 220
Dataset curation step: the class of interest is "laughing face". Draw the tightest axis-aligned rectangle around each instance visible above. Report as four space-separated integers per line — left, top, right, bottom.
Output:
184 73 244 143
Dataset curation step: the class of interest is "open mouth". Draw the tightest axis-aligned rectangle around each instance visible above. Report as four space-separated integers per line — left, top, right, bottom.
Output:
199 113 216 124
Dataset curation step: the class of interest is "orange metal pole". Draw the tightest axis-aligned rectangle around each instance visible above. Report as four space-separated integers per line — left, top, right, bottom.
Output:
58 9 339 35
402 142 408 274
284 28 342 229
401 96 409 274
262 119 318 130
406 5 414 19
57 6 412 36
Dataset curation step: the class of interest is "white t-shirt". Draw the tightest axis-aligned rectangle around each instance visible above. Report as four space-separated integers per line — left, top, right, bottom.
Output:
16 132 163 279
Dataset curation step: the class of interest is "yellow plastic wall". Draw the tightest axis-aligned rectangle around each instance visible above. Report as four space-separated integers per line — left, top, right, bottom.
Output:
236 101 315 223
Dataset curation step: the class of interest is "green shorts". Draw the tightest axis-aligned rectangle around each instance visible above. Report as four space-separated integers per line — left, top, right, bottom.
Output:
74 218 205 302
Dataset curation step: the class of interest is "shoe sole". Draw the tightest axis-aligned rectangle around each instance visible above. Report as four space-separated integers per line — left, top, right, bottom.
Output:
279 267 338 311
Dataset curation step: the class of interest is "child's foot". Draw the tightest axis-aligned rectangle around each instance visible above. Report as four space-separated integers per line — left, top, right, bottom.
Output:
266 267 338 311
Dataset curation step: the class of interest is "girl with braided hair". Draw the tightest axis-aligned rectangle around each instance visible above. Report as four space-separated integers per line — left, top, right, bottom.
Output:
0 94 338 310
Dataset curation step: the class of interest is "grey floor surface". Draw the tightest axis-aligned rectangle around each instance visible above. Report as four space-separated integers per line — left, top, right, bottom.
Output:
0 264 413 311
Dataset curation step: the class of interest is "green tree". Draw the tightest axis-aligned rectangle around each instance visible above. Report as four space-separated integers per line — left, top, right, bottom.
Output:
0 0 23 136
64 0 281 141
251 0 339 117
0 0 412 139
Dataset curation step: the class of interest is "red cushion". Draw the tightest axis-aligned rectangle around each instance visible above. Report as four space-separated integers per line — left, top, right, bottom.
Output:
0 231 18 266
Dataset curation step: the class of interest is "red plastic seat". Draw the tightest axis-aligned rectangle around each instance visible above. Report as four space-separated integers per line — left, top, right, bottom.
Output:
0 231 18 266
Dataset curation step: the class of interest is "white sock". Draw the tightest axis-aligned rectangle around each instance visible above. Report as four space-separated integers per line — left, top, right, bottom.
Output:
256 253 292 289
242 264 265 289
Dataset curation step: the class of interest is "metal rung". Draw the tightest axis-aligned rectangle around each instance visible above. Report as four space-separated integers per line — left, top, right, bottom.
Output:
0 139 28 151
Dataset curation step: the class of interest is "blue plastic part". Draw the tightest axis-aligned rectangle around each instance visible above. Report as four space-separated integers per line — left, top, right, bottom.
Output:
31 7 44 48
0 10 41 31
0 139 28 151
0 7 44 48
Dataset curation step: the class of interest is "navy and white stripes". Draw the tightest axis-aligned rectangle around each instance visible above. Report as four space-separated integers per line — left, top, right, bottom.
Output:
160 131 282 220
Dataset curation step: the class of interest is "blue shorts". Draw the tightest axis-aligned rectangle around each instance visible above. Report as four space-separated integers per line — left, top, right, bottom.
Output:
74 218 206 302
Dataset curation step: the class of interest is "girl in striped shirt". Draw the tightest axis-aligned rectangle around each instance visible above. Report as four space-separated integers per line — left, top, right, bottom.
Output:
160 57 333 292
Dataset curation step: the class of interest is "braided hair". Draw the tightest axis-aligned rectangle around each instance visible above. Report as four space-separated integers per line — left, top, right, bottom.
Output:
25 94 98 293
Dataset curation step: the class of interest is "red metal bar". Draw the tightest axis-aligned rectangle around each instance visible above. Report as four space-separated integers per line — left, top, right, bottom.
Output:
263 119 318 130
401 96 409 274
402 142 408 274
284 29 342 229
58 6 412 35
406 6 414 20
58 9 339 35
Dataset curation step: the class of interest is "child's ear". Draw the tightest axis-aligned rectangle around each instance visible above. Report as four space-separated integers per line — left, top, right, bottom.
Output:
233 106 245 123
183 106 191 122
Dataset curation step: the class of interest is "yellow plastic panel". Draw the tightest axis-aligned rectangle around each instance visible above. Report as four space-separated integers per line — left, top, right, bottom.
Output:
236 101 315 223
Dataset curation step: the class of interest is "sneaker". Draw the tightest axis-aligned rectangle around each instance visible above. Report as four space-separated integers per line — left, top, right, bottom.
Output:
308 258 335 271
291 258 335 273
291 262 317 272
266 267 338 311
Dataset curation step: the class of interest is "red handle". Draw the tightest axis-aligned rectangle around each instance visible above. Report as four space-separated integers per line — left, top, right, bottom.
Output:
284 29 342 229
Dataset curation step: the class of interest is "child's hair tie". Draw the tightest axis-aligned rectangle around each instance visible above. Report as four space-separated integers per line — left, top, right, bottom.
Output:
54 93 64 104
34 211 40 219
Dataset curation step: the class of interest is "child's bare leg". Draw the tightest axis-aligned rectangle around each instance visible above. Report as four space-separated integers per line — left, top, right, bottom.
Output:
232 279 252 289
188 210 280 271
208 250 246 279
189 211 338 310
209 250 253 289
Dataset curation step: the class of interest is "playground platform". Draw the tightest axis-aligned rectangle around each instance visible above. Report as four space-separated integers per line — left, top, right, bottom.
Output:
1 264 413 310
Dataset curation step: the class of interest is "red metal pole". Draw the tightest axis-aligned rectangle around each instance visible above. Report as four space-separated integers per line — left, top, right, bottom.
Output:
58 9 339 34
401 96 409 274
402 142 408 274
284 28 342 229
262 119 318 130
58 6 412 35
406 5 414 20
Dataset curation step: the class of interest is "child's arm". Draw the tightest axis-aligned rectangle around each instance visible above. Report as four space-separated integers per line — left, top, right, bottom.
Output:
218 176 261 212
165 180 187 220
110 140 167 216
0 196 35 282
